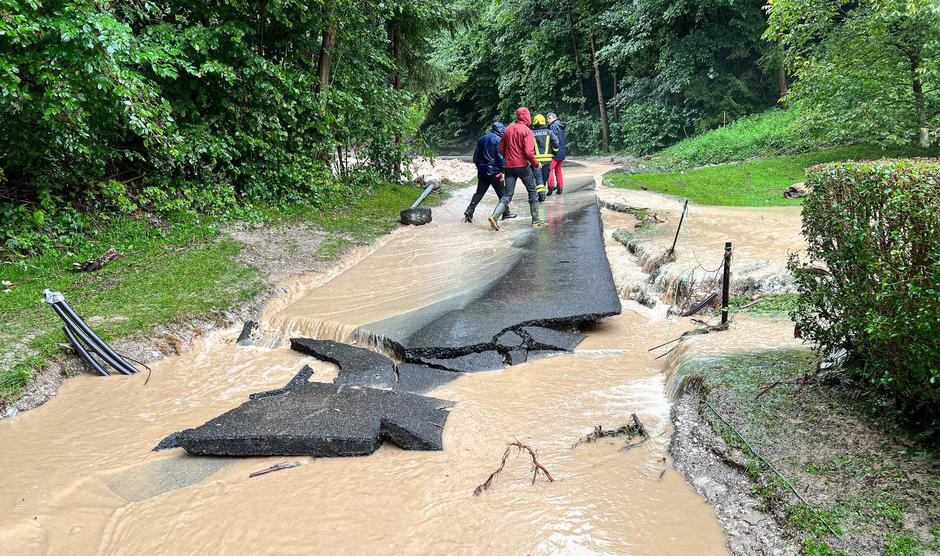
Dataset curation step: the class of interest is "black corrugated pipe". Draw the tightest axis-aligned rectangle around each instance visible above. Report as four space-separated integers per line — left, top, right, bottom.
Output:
44 290 139 375
63 325 110 377
48 302 136 376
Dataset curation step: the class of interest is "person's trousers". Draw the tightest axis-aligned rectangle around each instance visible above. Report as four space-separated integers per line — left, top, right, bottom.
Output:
534 162 551 202
465 174 506 216
499 166 537 205
547 159 565 191
499 166 543 224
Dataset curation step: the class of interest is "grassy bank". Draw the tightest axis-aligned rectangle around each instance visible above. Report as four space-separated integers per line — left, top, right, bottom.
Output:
685 349 940 555
607 145 919 206
0 183 444 404
658 108 816 167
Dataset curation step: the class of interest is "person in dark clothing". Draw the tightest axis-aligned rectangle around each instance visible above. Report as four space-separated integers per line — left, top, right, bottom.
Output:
531 113 559 203
489 107 544 231
465 122 516 223
546 112 568 195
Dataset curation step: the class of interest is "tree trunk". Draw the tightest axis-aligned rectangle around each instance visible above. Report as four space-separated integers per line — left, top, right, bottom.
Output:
388 20 402 180
777 66 788 99
911 54 929 147
317 17 338 93
611 69 619 121
566 11 588 109
258 0 267 56
589 33 610 152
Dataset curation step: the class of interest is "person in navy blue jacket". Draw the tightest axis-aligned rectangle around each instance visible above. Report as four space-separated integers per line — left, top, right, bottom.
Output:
465 122 516 223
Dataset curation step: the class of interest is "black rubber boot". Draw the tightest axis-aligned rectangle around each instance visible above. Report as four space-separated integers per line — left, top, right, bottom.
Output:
502 212 517 220
463 210 473 223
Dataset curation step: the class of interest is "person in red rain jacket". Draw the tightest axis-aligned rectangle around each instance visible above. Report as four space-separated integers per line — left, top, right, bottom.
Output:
487 107 546 231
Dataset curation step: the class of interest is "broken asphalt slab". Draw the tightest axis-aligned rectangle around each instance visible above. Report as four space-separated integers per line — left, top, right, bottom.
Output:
291 338 397 386
156 377 453 457
390 201 621 365
288 338 464 392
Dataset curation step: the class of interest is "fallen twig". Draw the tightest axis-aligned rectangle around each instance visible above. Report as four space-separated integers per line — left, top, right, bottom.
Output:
249 461 305 478
473 441 555 495
738 295 766 310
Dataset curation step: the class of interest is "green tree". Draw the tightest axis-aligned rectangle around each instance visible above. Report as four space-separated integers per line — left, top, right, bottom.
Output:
766 0 940 147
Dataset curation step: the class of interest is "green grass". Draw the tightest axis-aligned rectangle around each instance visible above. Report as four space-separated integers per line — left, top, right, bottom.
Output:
658 108 816 167
730 293 798 318
607 145 918 207
0 217 263 401
687 349 939 554
0 182 450 403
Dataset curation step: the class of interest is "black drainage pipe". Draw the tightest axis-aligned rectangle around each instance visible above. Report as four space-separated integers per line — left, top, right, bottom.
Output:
49 302 136 375
63 325 110 377
44 291 138 375
56 299 139 375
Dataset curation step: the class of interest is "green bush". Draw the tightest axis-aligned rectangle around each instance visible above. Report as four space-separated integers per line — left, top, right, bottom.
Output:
791 159 940 433
657 108 816 166
617 101 690 156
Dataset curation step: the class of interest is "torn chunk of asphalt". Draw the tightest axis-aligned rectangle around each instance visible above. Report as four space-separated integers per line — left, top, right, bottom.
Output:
248 365 316 400
521 326 584 352
495 330 526 350
505 349 527 366
395 364 460 394
237 320 258 346
291 338 397 386
409 350 505 373
155 379 453 457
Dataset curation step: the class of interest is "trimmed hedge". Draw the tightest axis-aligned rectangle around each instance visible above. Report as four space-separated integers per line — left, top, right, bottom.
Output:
791 159 940 431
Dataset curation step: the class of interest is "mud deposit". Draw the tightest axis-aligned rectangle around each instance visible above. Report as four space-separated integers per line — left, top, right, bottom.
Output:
0 163 730 555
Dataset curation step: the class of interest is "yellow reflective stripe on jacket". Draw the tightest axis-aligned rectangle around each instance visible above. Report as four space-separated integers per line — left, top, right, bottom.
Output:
534 134 553 162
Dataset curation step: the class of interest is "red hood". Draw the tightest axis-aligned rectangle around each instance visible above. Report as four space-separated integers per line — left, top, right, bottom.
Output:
514 107 531 127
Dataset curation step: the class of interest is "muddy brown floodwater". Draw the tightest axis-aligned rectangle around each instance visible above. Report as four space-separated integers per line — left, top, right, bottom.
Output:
0 162 730 555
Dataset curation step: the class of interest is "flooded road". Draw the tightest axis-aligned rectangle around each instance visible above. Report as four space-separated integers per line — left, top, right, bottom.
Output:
0 162 731 555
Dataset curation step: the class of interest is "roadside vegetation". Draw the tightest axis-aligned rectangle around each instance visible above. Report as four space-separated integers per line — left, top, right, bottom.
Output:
683 350 940 555
656 109 817 167
0 183 447 403
606 144 929 206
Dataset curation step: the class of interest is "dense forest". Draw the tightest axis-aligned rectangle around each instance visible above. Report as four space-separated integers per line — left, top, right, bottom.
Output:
1 0 938 253
427 0 940 155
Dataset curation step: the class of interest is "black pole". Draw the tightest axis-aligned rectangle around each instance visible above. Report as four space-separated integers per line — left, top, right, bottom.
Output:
721 242 732 325
669 199 689 256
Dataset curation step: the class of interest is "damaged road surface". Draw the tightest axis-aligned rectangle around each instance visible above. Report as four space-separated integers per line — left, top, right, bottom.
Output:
156 365 453 457
385 201 621 370
155 176 621 460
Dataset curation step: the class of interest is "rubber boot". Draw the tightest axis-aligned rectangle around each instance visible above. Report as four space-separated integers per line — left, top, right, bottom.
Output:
489 202 506 231
502 211 517 220
529 200 544 227
463 209 474 223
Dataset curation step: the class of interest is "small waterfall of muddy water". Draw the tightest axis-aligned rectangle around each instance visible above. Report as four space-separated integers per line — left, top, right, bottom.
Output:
0 162 733 555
